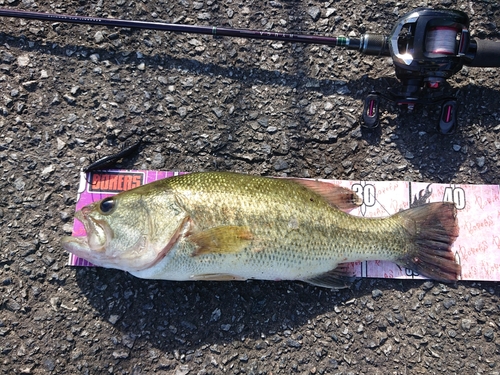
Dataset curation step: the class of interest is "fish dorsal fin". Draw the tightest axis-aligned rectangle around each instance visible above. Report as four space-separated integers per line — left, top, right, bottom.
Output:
301 263 356 289
188 226 253 257
286 178 362 211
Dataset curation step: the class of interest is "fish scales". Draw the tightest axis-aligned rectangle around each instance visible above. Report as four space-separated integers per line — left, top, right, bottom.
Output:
62 172 460 288
146 173 403 275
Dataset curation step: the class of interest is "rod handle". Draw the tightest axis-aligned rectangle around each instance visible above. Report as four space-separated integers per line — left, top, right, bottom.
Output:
467 39 500 67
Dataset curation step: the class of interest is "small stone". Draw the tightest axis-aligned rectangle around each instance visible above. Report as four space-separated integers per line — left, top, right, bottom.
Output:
286 338 302 348
461 318 472 331
443 298 456 309
366 340 378 348
94 31 105 43
308 6 321 21
197 12 211 20
274 159 289 171
474 298 485 312
1 51 15 63
67 113 78 123
209 344 221 354
212 107 223 118
17 54 30 67
175 365 190 375
90 53 100 63
326 8 336 17
112 350 129 359
336 85 351 95
56 138 66 151
63 94 76 104
14 177 25 191
484 328 494 341
43 359 55 372
422 281 434 290
372 289 383 298
257 117 269 127
324 101 334 111
151 153 165 169
51 94 61 105
41 165 55 176
476 156 485 168
307 103 318 115
178 107 187 117
6 299 21 311
60 211 71 222
210 308 221 322
62 223 74 234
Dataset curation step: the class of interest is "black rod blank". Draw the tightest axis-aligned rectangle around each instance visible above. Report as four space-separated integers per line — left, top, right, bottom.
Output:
0 7 363 50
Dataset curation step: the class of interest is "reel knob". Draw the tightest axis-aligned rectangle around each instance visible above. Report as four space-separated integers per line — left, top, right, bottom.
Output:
439 100 457 134
362 93 380 129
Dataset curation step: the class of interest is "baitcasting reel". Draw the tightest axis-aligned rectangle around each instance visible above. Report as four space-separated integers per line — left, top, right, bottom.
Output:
361 8 500 133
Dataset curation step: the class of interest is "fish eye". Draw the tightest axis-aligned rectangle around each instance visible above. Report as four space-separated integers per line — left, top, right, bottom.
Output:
99 197 116 214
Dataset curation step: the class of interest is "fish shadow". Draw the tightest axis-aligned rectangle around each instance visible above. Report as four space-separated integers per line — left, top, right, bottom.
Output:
73 266 471 356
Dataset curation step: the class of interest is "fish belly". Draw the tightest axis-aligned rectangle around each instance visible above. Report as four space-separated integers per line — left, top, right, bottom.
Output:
130 221 401 282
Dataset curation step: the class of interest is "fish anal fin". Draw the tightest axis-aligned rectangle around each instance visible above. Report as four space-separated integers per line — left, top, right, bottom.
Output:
189 225 253 257
301 263 356 289
287 178 362 211
190 273 247 281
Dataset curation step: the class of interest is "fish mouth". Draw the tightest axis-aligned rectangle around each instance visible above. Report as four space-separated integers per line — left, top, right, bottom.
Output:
61 235 94 260
62 208 164 272
61 208 113 266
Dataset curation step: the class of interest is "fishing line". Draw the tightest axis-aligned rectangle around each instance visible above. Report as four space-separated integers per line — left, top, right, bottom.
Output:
425 26 459 56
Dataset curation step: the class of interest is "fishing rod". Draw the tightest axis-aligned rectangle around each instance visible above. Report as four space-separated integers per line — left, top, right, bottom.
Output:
1 7 500 133
0 7 388 53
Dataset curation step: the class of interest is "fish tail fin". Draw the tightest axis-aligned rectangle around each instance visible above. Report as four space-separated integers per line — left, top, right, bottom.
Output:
396 202 460 282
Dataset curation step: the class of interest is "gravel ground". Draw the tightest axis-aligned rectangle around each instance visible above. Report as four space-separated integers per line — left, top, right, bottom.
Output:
1 0 500 374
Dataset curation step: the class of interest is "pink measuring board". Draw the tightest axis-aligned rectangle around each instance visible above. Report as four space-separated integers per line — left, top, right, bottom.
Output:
67 170 500 282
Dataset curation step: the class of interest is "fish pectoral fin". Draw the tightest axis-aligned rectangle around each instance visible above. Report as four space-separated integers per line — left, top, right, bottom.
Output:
188 225 253 257
190 273 247 281
286 178 362 211
301 263 356 289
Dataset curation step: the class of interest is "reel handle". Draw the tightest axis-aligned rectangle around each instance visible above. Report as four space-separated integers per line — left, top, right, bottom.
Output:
467 39 500 67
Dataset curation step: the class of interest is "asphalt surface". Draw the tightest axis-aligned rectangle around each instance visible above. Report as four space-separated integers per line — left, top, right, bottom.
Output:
1 0 500 374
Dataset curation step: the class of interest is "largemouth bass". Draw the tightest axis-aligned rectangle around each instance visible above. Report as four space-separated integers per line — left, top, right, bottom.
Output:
62 172 460 288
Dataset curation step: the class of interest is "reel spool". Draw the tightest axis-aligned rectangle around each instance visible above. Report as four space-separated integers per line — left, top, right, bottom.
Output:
426 26 461 56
